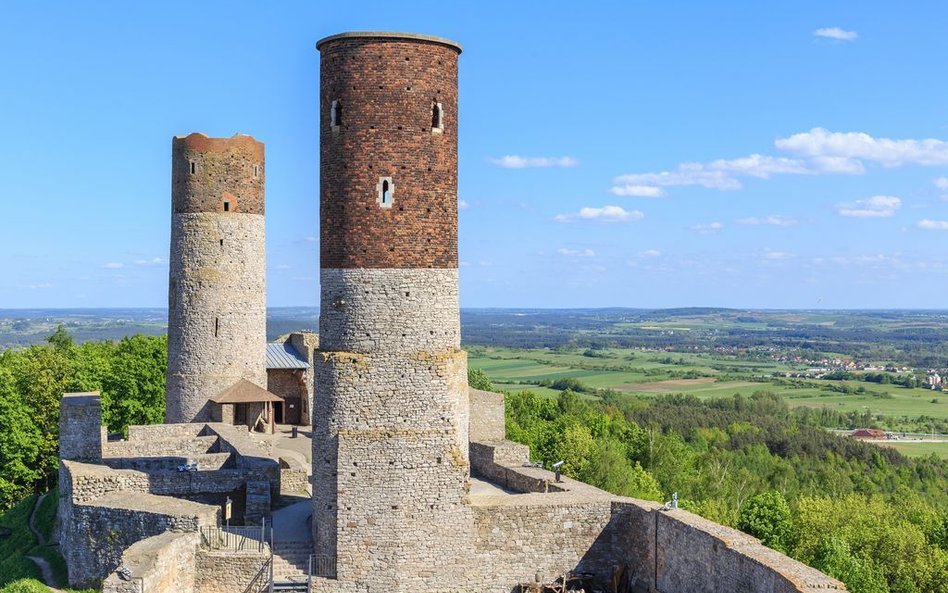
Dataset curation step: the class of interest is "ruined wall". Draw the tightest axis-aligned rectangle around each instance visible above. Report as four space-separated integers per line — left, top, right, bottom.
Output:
194 548 271 593
289 331 318 425
64 491 217 588
102 532 199 593
59 392 104 462
167 133 267 423
469 388 506 443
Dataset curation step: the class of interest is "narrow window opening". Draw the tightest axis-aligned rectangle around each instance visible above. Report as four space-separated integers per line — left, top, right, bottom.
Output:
223 201 230 212
432 102 443 130
189 161 196 175
219 239 224 247
253 164 260 178
331 100 341 127
376 176 394 208
214 317 219 337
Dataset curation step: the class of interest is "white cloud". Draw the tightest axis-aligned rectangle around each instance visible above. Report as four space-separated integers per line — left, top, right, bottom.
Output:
555 205 644 223
458 199 470 209
609 185 665 197
489 155 578 169
610 152 863 196
813 27 858 42
103 262 125 269
764 250 790 260
304 236 318 243
640 249 662 258
736 215 798 227
133 257 165 267
935 177 948 190
557 248 595 257
918 219 948 230
777 128 948 167
18 283 53 290
276 264 291 270
836 195 902 218
691 222 724 234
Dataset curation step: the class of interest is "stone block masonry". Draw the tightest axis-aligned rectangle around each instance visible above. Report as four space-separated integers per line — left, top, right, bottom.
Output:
59 392 104 462
167 133 267 423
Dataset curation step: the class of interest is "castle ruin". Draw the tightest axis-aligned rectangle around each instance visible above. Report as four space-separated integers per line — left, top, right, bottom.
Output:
55 31 848 593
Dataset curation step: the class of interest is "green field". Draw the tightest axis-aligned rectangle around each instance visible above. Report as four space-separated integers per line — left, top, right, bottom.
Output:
468 347 948 427
874 441 948 459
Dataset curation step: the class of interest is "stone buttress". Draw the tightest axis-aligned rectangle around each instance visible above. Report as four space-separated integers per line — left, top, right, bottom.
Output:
166 133 267 423
312 32 472 592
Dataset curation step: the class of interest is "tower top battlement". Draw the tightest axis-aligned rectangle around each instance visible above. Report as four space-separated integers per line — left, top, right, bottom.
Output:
316 31 462 53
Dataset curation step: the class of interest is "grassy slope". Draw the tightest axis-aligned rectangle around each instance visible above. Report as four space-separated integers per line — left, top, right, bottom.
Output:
0 491 93 593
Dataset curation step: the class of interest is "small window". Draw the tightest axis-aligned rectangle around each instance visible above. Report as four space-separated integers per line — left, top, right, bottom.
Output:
331 100 341 128
189 161 196 175
223 201 230 212
253 164 260 178
214 317 219 337
219 239 224 247
376 176 394 208
432 102 443 131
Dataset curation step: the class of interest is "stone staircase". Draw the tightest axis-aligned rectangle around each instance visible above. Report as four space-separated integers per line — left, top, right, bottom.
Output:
271 540 312 590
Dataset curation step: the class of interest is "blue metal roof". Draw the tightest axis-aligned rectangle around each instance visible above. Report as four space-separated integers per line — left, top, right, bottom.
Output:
266 343 309 370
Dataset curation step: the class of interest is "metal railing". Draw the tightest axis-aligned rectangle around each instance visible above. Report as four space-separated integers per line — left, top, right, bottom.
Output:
242 557 272 593
308 554 337 579
200 521 269 552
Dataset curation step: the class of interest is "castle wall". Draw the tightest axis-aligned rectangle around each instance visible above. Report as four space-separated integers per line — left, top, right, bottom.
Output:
194 548 271 593
59 392 104 462
469 388 506 443
65 491 217 588
167 133 267 423
102 532 200 593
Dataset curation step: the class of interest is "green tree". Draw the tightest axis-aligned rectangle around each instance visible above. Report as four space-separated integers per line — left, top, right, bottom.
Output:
0 369 42 510
737 491 794 553
467 368 494 391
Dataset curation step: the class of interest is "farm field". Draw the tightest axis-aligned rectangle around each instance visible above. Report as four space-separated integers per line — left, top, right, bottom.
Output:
467 346 948 426
874 440 948 459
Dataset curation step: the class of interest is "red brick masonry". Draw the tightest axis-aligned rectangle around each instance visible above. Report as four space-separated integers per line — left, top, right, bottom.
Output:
319 35 461 269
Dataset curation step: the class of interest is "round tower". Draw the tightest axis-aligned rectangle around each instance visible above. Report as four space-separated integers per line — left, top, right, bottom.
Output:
166 133 267 424
313 32 471 591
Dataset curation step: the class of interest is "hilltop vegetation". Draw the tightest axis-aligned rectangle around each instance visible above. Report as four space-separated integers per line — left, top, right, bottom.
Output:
0 327 165 509
497 380 948 593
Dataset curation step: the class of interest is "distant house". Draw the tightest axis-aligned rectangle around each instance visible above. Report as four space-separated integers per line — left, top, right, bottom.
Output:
852 428 886 439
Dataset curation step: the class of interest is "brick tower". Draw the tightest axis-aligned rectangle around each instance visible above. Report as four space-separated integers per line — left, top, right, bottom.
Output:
313 32 472 591
166 133 267 424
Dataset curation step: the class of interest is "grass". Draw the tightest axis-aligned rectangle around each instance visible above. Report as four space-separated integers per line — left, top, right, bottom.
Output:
0 490 93 593
873 441 948 459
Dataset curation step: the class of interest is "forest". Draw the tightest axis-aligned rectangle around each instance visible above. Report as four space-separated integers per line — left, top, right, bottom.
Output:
477 363 948 593
1 329 947 592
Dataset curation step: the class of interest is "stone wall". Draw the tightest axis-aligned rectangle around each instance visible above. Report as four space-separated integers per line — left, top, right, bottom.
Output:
469 388 505 442
194 547 271 593
289 332 318 425
59 392 104 462
102 532 199 593
318 269 461 353
64 491 217 588
268 367 306 424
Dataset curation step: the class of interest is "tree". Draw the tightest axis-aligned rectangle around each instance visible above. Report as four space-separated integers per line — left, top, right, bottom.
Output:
738 491 793 553
0 368 42 510
467 368 495 392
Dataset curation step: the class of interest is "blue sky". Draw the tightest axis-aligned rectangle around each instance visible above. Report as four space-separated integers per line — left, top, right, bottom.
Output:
2 1 948 309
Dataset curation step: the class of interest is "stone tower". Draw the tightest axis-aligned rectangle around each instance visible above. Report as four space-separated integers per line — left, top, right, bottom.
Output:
313 32 472 591
166 133 267 424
